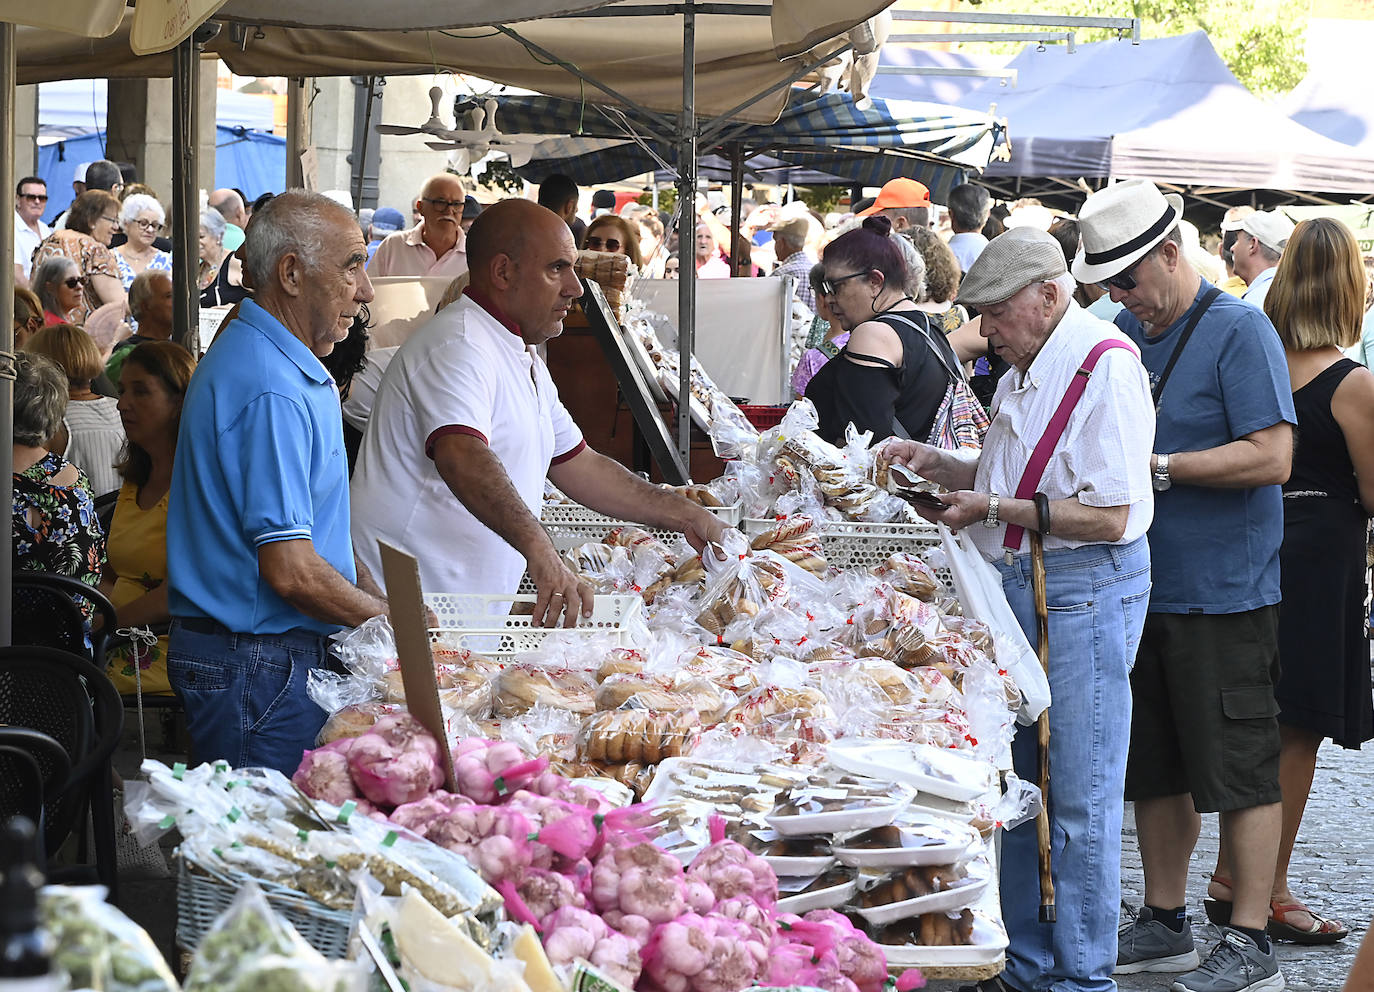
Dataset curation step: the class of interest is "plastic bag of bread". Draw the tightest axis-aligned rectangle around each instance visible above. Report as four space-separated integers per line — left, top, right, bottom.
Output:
317 701 406 744
707 396 761 460
563 542 635 594
874 552 943 602
499 703 585 762
328 613 397 681
672 644 760 695
596 647 650 682
749 515 828 577
724 684 836 732
495 664 596 717
605 525 677 565
694 531 792 637
577 703 702 765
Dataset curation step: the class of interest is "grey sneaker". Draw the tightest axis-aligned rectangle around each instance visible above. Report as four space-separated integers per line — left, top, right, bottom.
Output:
1115 905 1201 974
1169 928 1286 992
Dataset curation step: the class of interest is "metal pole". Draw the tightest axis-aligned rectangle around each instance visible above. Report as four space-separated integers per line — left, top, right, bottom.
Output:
728 141 744 278
0 21 15 646
172 36 201 355
675 0 696 468
286 77 312 188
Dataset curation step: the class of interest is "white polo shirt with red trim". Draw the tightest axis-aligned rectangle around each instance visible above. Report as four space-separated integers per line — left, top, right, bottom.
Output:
350 289 585 596
366 222 469 279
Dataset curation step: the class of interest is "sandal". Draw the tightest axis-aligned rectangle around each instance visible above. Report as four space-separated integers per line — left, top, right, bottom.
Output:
1203 872 1233 926
1268 899 1349 945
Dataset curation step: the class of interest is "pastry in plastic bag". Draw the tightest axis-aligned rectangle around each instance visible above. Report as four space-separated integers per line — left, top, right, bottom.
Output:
578 705 702 764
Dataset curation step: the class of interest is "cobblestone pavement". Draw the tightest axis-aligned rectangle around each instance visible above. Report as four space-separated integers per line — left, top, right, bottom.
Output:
931 742 1371 991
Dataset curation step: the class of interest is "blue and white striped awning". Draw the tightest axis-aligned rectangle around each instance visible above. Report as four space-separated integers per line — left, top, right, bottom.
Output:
499 89 1004 198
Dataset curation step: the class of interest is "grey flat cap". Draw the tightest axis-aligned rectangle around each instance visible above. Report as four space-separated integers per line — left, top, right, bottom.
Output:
959 226 1067 308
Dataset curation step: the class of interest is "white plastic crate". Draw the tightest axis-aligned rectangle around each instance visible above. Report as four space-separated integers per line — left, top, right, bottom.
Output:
540 500 743 552
424 593 647 655
743 517 951 586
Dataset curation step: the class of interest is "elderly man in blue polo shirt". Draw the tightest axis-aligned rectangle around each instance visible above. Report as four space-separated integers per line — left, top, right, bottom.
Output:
166 190 389 774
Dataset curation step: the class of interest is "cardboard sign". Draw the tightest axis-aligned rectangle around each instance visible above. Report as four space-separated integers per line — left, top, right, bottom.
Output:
377 540 457 792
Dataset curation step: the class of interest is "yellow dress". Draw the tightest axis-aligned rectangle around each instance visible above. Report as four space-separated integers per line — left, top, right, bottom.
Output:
105 481 172 695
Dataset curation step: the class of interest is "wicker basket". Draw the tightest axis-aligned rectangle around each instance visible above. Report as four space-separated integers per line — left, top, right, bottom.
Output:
743 517 950 585
175 856 352 959
540 500 743 552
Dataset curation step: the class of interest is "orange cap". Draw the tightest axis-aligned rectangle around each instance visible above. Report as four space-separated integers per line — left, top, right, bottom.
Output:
857 178 932 217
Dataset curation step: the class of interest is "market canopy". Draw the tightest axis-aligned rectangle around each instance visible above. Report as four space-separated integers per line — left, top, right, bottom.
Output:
10 1 890 122
1283 18 1374 158
496 89 1003 200
889 31 1374 201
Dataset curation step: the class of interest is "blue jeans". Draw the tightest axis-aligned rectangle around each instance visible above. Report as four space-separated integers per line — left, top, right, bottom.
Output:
167 618 332 775
995 538 1151 992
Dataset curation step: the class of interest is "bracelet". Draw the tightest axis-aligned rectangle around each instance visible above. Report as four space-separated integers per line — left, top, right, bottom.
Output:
1034 492 1051 535
982 492 1001 529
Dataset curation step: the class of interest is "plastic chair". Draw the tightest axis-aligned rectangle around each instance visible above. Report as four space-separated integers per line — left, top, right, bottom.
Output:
0 646 124 899
0 727 71 858
12 571 118 668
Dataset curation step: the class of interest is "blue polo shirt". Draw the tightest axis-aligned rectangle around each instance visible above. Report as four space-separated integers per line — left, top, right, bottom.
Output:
1117 281 1295 614
167 298 355 635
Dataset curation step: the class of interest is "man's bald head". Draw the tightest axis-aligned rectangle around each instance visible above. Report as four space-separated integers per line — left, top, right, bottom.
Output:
466 198 570 288
209 188 248 228
465 198 581 346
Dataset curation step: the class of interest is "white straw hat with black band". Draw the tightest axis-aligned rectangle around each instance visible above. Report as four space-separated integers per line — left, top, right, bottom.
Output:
1070 179 1185 285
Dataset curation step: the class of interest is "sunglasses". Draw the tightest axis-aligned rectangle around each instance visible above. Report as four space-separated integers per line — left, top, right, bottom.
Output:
61 276 87 289
18 192 47 203
422 196 464 213
818 270 870 296
585 236 622 253
1098 257 1145 293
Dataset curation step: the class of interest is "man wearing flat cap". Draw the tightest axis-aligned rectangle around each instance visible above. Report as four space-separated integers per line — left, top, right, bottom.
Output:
1232 209 1294 310
1077 179 1294 992
881 226 1156 992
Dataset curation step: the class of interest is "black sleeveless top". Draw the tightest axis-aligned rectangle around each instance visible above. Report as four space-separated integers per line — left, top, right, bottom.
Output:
806 309 961 446
1286 358 1361 502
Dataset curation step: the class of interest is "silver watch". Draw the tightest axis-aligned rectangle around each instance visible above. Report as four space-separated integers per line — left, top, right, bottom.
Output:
983 492 1001 528
1153 453 1172 492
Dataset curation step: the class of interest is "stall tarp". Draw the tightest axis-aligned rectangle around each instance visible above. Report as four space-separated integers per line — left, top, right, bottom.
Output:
1284 18 1374 152
499 89 1000 198
37 126 285 220
37 79 276 141
13 1 891 123
942 31 1374 194
868 46 1013 108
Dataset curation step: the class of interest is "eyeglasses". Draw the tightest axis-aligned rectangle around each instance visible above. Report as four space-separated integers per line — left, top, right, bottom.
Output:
101 215 120 226
1098 257 1145 293
129 218 163 232
61 276 87 289
18 192 47 203
585 236 622 253
422 197 464 213
818 271 870 296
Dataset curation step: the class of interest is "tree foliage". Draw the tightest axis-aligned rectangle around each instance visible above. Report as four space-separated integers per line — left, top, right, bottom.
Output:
956 0 1307 94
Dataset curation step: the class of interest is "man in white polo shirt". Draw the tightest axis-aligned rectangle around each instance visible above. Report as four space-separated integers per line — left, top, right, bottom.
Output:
351 198 729 627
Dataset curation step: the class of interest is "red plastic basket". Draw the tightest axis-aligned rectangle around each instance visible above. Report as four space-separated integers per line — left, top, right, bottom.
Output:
738 404 789 430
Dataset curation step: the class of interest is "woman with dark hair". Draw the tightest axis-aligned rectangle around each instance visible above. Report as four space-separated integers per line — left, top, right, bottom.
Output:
581 214 644 269
804 216 969 446
101 341 197 694
320 305 373 472
1206 217 1374 945
12 351 106 631
30 190 126 323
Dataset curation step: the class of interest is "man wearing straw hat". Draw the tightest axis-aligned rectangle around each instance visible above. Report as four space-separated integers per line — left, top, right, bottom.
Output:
881 225 1155 992
1076 179 1294 992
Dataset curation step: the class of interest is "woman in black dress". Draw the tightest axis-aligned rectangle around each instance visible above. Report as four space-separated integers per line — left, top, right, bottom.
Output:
805 216 964 446
1211 217 1374 944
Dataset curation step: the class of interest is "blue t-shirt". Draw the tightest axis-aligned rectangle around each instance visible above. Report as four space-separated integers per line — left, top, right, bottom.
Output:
1116 282 1295 614
167 299 356 635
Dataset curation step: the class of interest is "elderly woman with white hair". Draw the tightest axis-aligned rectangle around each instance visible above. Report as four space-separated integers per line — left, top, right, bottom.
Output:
197 208 227 294
114 192 173 290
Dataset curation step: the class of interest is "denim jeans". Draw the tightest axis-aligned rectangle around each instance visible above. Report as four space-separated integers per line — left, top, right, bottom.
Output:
167 619 332 775
994 537 1151 992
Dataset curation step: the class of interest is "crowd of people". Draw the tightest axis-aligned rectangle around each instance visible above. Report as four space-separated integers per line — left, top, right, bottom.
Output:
11 162 1374 992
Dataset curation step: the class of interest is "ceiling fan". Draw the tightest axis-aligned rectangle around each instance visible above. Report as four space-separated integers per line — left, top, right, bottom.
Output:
374 86 465 140
422 98 549 168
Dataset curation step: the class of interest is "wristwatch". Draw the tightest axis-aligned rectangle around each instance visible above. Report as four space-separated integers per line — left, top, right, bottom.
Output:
983 492 1001 528
1152 453 1172 492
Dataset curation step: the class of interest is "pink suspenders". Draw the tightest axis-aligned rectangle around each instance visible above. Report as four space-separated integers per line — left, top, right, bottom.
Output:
1001 338 1136 559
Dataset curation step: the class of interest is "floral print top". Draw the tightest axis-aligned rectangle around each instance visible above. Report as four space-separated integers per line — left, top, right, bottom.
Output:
12 452 106 625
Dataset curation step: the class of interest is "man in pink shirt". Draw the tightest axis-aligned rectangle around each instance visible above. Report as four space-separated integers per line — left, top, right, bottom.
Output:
367 173 469 279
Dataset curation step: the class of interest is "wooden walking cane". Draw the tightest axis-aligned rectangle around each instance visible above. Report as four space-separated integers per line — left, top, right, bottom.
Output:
1029 529 1056 924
